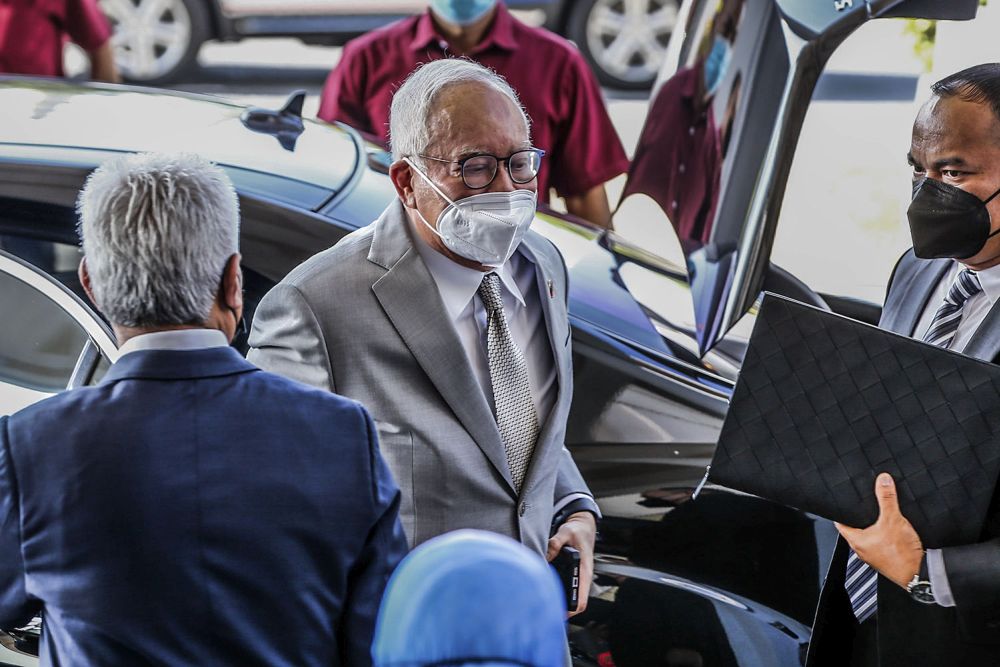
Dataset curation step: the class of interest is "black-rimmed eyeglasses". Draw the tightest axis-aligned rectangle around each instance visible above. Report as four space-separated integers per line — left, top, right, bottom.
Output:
417 148 546 189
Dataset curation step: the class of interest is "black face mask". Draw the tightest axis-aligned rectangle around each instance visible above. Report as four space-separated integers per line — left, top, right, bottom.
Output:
907 178 1000 259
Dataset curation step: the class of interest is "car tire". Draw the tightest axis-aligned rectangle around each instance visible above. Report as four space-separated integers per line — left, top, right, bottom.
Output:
567 0 680 90
100 0 211 85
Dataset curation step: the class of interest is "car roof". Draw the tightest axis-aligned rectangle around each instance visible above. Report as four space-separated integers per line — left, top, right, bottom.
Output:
0 77 358 196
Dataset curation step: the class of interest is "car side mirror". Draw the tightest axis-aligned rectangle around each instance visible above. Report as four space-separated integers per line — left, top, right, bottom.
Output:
878 0 978 20
776 0 978 39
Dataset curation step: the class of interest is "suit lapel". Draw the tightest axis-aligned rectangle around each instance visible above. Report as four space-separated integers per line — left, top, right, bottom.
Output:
518 233 571 493
880 257 950 336
961 299 1000 362
369 201 516 494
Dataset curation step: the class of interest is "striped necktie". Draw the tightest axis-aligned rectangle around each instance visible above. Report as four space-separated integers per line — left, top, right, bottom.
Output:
846 267 982 623
478 272 540 493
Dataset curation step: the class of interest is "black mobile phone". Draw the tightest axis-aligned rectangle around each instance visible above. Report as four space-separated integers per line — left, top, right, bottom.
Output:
551 545 580 611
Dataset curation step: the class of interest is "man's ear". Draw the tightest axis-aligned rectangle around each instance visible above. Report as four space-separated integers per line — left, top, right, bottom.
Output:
78 257 98 309
389 159 418 208
222 253 243 317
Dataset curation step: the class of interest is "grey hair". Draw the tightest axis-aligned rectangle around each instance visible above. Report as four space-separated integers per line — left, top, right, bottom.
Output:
389 58 531 161
77 152 240 327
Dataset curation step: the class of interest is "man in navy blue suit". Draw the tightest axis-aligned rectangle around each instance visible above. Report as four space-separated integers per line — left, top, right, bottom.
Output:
0 152 408 666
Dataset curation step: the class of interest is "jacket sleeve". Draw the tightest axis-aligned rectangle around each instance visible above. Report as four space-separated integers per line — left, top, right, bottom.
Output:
340 406 408 667
0 417 35 628
247 282 337 393
941 537 1000 638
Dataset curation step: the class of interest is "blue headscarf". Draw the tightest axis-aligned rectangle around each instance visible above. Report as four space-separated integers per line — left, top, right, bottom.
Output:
372 529 566 667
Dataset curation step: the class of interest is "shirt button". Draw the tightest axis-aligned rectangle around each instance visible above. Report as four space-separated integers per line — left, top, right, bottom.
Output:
671 200 678 210
689 126 695 136
519 502 528 517
678 163 686 174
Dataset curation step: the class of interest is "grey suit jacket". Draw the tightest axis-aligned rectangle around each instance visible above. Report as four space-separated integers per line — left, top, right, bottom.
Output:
247 199 594 554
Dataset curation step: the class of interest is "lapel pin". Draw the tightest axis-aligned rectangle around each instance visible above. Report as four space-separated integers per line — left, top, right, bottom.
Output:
548 279 556 299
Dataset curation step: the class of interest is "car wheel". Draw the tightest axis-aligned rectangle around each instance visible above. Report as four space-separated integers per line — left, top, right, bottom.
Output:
100 0 210 85
567 0 680 90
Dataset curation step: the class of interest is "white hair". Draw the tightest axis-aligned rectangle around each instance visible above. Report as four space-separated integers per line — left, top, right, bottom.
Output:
77 152 240 327
389 58 531 161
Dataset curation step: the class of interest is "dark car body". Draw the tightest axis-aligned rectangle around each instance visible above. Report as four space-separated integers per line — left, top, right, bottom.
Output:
0 0 982 664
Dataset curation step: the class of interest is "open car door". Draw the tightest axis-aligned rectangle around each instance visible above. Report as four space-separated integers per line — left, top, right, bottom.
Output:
622 0 980 356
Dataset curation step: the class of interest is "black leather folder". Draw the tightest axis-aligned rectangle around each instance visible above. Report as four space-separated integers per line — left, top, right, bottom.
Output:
710 293 1000 548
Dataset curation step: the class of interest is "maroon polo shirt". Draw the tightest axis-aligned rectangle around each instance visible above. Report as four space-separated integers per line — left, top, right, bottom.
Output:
0 0 111 77
318 2 630 203
622 64 722 246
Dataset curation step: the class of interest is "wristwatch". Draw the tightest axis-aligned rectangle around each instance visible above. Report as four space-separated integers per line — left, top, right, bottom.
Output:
907 555 936 605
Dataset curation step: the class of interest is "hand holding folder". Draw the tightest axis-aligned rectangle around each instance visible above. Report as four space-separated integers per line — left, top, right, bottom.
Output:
834 472 925 589
709 293 1000 549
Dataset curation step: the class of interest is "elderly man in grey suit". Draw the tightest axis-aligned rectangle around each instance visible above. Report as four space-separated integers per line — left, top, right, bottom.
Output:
248 57 599 612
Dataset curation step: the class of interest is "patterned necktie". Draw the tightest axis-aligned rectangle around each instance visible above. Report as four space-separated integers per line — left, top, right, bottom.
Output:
477 272 540 493
921 268 983 348
846 267 982 623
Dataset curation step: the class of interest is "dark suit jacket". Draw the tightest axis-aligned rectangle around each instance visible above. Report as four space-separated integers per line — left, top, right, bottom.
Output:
807 250 1000 666
0 346 407 666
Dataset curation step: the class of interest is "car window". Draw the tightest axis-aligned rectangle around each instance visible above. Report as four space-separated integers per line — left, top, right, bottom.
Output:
770 19 918 306
618 0 790 352
89 354 111 387
623 0 763 253
0 196 280 357
0 269 90 413
0 236 85 300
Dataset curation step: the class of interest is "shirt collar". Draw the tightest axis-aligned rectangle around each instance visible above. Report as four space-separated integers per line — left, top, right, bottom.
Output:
118 329 230 357
411 220 526 323
410 3 519 53
973 260 1000 306
680 61 702 100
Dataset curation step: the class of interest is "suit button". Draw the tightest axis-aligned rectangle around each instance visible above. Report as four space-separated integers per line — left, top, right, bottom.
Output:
519 502 527 517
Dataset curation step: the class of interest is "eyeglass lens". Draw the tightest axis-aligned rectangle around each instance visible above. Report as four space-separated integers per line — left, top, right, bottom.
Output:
462 150 541 188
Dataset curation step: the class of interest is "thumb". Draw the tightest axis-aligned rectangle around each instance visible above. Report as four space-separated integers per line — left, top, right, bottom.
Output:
546 535 565 562
874 472 900 520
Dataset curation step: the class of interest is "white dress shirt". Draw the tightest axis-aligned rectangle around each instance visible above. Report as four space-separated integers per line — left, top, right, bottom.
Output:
413 231 557 427
914 260 1000 351
912 259 1000 607
118 329 230 357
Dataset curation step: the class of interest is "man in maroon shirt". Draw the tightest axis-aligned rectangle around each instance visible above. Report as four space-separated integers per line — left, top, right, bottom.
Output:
318 0 629 229
623 62 722 249
0 0 118 82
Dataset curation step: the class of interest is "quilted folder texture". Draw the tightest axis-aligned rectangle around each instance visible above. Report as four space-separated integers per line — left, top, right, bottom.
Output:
711 293 1000 547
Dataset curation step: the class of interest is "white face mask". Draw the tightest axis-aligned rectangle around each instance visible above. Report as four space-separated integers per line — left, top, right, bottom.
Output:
405 157 537 268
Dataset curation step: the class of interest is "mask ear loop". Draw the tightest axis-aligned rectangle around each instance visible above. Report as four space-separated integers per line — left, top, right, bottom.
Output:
403 156 460 242
982 185 1000 241
404 157 459 207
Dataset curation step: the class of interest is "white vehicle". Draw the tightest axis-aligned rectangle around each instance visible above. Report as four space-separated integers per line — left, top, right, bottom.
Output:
100 0 679 89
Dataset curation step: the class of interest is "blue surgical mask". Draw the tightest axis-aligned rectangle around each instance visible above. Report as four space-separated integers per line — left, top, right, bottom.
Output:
703 35 732 97
430 0 497 26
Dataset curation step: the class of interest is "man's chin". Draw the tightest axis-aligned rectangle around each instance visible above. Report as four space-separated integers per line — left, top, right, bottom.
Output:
960 251 1000 271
